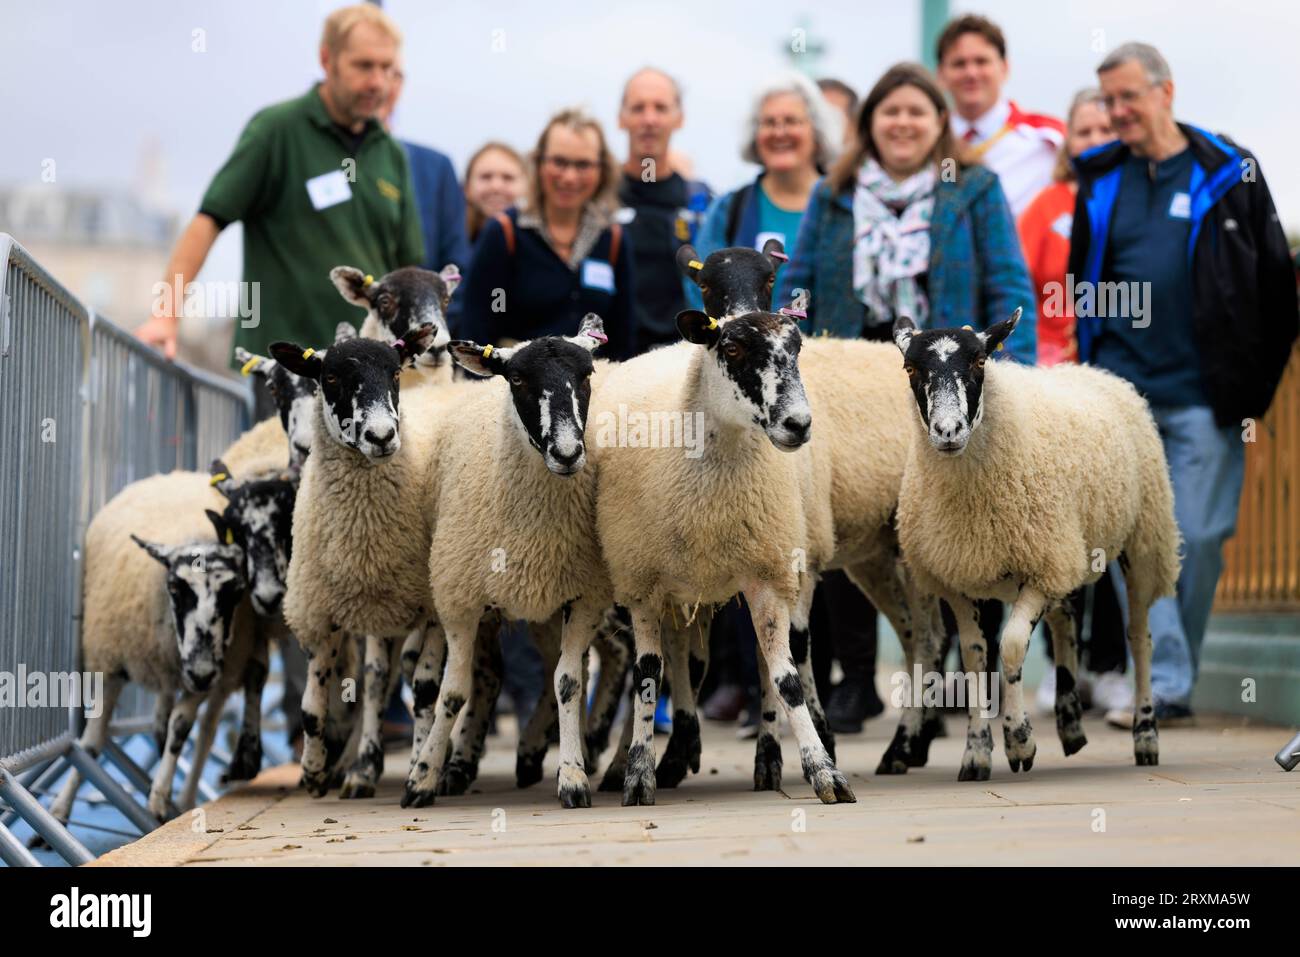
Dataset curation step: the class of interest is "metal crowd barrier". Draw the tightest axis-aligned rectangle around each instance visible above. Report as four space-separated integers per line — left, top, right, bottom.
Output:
0 233 251 866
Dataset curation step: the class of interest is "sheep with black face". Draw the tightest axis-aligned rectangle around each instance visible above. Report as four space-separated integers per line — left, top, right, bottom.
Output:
893 309 1180 779
589 300 854 807
399 315 615 809
48 471 257 823
331 264 458 374
270 327 447 796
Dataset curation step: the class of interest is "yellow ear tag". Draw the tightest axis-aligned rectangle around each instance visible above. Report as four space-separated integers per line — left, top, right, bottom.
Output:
961 325 973 331
363 274 375 287
225 528 234 545
302 348 316 360
209 472 228 487
706 317 719 330
240 355 261 376
997 342 1005 351
482 344 493 358
688 260 704 270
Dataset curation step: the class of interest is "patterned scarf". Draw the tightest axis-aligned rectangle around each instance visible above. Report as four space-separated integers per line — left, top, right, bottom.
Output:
852 158 936 327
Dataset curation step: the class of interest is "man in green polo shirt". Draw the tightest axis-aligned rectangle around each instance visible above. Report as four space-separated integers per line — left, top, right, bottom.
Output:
136 3 424 370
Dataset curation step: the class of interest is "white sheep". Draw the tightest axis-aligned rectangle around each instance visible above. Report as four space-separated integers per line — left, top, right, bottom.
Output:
892 309 1180 779
398 315 614 809
672 242 942 781
589 305 855 806
48 471 255 822
269 327 442 797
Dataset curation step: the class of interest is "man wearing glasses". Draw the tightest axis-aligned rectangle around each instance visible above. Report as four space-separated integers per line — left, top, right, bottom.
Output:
1070 42 1298 723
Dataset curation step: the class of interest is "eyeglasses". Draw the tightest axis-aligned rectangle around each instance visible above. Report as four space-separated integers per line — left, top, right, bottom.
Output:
542 155 600 174
758 116 810 133
1101 83 1157 111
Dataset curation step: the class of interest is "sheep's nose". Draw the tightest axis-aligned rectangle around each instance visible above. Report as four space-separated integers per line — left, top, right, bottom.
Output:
781 414 811 441
293 442 311 459
364 424 396 446
550 444 584 468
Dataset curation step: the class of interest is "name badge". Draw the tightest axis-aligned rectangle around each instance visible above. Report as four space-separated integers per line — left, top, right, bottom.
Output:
755 230 786 252
306 170 353 211
1168 191 1191 219
581 259 615 293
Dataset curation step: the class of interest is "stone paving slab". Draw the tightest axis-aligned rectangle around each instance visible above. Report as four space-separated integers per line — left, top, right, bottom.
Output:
90 710 1300 866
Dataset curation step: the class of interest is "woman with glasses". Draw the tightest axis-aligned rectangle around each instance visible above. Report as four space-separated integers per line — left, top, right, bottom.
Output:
457 108 636 358
685 71 843 311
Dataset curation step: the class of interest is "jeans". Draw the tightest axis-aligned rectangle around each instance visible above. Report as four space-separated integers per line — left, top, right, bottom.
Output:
1130 405 1246 708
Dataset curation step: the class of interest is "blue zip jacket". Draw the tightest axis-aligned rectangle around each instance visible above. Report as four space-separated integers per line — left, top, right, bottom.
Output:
776 165 1037 363
1069 123 1297 424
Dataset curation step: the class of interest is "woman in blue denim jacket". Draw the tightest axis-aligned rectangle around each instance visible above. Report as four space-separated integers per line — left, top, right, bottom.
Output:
776 62 1037 362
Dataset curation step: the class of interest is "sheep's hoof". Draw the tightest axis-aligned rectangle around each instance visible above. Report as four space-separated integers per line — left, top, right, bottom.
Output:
1134 724 1159 766
400 782 436 809
1003 714 1036 773
148 790 170 820
753 732 783 791
338 779 375 801
557 765 592 809
223 733 263 783
876 727 913 774
655 715 701 788
811 767 856 804
621 744 656 806
515 751 544 789
437 762 471 796
27 832 51 851
957 753 992 782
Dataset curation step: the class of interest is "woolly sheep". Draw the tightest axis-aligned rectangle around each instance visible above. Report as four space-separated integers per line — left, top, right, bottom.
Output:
588 304 855 806
398 315 614 809
49 472 255 822
892 310 1180 779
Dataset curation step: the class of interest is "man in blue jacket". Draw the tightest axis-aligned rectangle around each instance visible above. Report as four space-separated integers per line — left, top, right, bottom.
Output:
1070 43 1298 721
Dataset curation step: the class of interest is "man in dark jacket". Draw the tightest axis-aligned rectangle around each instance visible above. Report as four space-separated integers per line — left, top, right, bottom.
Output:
1070 42 1298 720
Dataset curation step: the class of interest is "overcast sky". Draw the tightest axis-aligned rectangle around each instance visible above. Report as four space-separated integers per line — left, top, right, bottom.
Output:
3 0 1298 289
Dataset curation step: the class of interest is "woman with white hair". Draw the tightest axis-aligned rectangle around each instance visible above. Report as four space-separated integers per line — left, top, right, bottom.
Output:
685 71 842 309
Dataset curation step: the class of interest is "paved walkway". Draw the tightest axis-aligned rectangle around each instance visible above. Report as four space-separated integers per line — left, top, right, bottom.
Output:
91 711 1299 866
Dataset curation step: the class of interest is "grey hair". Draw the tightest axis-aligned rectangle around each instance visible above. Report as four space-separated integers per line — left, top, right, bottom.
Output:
741 70 844 171
1097 42 1172 85
1066 87 1106 125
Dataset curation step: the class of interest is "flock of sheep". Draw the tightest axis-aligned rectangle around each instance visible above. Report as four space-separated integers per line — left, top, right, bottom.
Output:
50 240 1181 828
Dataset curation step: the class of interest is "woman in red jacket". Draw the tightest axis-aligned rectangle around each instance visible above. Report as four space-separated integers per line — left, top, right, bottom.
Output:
1017 89 1113 366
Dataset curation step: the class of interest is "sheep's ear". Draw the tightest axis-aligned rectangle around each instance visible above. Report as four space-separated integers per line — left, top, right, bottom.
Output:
677 310 721 347
566 313 607 353
396 323 435 366
977 307 1021 355
676 245 704 285
131 534 171 566
438 263 462 299
234 347 274 379
892 315 917 355
334 321 358 344
330 266 373 307
760 237 788 267
448 340 508 378
269 341 324 380
209 459 237 497
205 509 236 546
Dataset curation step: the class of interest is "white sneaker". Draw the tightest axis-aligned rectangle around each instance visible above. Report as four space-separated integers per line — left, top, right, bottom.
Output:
1034 667 1056 715
1090 670 1134 713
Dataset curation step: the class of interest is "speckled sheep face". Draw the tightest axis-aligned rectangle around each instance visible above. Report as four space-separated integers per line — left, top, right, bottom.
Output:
448 314 606 476
676 309 812 450
269 329 435 464
210 464 297 616
235 348 318 469
330 264 457 368
132 528 247 695
892 309 1022 455
677 240 787 320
